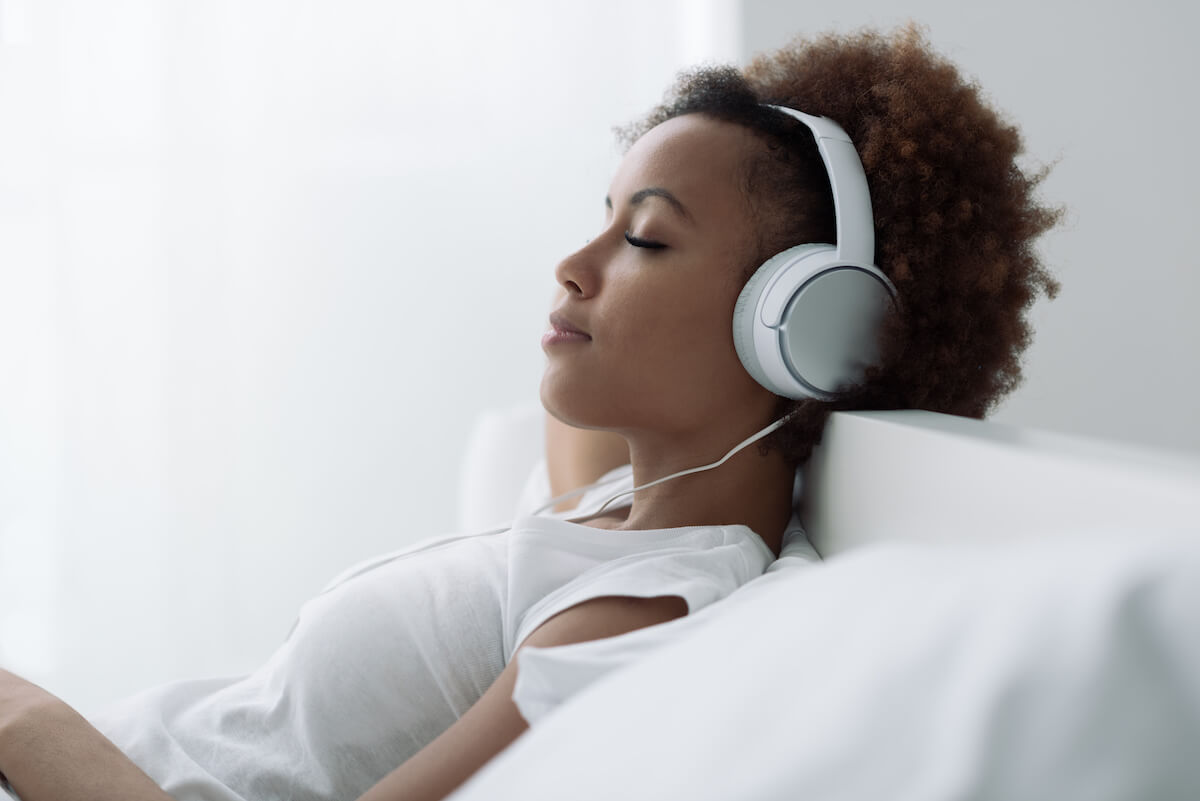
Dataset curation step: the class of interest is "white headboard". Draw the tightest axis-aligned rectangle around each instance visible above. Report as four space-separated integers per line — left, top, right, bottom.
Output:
802 410 1200 557
458 405 1200 553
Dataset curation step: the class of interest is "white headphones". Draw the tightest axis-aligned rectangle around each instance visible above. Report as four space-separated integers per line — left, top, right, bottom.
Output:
733 105 897 401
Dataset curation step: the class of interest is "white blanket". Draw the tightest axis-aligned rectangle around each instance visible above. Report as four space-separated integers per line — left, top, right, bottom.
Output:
451 529 1200 801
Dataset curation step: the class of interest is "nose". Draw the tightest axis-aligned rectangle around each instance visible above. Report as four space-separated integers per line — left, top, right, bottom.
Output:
554 241 599 299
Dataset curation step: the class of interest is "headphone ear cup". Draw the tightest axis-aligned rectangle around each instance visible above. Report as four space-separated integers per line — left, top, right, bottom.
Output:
733 244 834 396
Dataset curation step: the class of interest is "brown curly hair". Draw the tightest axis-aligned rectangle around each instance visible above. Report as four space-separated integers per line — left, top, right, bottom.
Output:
619 25 1061 467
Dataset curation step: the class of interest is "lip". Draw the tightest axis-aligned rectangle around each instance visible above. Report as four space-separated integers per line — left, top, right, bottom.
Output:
543 311 592 347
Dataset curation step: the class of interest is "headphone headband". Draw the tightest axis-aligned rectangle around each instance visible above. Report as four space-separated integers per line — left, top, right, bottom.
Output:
732 105 895 400
763 105 875 265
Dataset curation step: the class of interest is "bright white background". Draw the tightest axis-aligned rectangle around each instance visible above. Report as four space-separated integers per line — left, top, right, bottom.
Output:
0 0 1196 716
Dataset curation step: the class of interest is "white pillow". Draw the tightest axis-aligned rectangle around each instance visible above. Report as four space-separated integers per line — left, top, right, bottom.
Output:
457 403 546 531
451 530 1200 801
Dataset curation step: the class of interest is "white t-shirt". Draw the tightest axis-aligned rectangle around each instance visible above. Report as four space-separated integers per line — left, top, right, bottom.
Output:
86 474 774 801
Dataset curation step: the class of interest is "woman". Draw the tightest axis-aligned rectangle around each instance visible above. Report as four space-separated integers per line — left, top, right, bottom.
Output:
0 25 1059 801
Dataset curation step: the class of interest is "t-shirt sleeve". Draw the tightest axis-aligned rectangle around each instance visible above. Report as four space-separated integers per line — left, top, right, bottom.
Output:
507 523 815 727
509 532 817 727
506 528 768 662
512 610 708 726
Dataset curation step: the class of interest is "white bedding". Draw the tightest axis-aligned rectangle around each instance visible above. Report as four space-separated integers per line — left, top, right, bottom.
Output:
450 529 1200 800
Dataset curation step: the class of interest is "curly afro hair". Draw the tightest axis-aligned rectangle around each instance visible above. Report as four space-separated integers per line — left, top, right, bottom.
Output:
619 24 1062 467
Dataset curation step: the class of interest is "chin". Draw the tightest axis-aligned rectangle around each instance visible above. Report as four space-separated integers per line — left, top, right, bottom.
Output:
538 376 575 425
539 376 619 432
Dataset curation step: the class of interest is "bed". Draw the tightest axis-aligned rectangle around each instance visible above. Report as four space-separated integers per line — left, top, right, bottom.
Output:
448 407 1200 800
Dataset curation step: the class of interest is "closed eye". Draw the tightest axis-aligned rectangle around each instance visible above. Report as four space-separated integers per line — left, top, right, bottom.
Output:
624 232 667 250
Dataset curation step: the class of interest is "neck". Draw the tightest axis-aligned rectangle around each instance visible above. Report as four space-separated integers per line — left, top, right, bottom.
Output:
589 422 795 557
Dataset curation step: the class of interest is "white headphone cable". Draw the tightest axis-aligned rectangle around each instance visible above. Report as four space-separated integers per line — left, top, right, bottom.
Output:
317 415 790 596
572 415 789 521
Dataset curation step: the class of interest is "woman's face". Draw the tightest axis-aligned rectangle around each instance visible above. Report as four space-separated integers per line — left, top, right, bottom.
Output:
540 113 777 441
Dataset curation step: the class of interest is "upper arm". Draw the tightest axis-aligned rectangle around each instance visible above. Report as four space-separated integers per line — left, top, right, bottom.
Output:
544 410 630 512
355 594 687 801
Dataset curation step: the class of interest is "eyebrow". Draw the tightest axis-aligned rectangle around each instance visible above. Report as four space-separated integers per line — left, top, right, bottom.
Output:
605 187 694 224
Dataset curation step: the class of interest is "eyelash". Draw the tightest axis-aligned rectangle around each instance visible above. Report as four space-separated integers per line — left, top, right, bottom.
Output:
624 232 667 250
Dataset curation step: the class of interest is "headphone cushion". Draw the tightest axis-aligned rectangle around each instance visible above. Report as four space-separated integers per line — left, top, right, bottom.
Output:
733 243 834 396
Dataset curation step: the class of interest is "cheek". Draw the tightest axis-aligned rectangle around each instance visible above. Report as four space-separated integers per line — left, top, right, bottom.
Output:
644 292 746 385
616 268 734 333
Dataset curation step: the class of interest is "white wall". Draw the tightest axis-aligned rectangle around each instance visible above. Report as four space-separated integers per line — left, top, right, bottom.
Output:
740 0 1200 455
0 0 740 714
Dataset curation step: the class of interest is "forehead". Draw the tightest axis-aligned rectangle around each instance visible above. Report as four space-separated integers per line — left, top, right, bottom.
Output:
610 114 759 219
